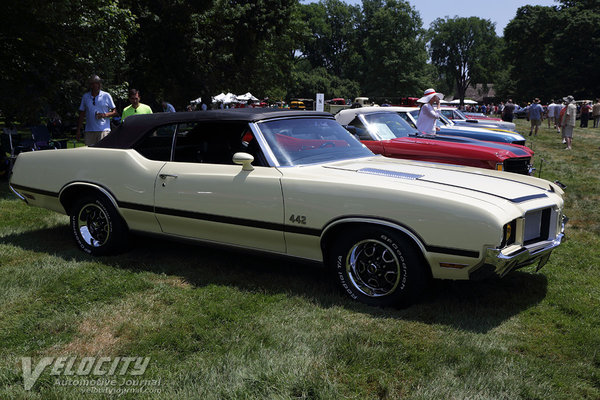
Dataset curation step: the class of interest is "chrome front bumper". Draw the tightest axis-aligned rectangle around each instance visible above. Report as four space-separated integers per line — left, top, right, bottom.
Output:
470 215 567 280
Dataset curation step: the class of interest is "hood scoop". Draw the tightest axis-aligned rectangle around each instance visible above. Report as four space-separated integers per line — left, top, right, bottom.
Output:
357 168 424 180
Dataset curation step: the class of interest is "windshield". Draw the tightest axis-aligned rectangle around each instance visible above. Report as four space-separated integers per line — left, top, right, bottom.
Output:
408 109 451 128
453 109 467 120
258 118 373 166
438 113 453 126
363 112 418 139
398 112 417 129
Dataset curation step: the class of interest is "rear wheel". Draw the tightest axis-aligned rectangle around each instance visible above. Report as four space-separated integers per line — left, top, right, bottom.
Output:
329 226 427 307
70 195 128 255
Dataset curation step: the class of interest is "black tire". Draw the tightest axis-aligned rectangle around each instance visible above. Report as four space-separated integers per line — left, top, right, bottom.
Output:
69 195 129 256
329 226 427 307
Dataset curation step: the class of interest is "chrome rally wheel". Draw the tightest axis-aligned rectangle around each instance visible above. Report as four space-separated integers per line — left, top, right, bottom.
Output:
69 195 128 255
76 203 111 247
329 226 427 307
346 239 402 297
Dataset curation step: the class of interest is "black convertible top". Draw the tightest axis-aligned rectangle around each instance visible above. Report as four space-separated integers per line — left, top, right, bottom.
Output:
95 109 333 149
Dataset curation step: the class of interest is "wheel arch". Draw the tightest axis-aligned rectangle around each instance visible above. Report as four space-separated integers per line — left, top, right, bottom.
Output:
59 182 123 219
320 217 432 273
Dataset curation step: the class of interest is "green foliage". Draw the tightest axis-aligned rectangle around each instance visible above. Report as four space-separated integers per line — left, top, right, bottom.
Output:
361 0 430 97
0 0 135 123
501 2 600 102
290 66 360 99
429 16 502 105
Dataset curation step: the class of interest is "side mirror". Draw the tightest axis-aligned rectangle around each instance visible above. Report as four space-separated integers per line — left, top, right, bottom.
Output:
232 152 254 171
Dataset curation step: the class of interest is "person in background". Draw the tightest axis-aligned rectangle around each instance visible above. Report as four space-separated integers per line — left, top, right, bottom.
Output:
527 98 544 136
416 88 443 135
593 99 600 128
546 100 556 128
122 89 153 121
561 95 576 150
580 101 592 128
502 99 516 122
76 75 117 146
161 100 176 113
554 99 565 133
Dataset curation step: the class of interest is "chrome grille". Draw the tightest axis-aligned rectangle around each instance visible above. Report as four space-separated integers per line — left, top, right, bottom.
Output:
504 157 531 175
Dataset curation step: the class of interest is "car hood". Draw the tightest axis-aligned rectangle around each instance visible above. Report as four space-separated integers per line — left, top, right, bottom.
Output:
316 156 554 203
440 124 525 141
397 136 533 157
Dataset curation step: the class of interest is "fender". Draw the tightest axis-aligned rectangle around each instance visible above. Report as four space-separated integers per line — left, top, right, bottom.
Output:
321 216 428 256
59 181 123 218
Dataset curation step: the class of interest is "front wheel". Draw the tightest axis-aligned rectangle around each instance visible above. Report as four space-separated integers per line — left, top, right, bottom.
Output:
70 195 129 255
329 227 427 307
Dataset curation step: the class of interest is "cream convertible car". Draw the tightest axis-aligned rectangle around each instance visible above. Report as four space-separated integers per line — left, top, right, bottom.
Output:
9 110 567 306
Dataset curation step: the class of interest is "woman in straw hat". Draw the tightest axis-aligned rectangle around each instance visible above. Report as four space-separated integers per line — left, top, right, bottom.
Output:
416 88 444 135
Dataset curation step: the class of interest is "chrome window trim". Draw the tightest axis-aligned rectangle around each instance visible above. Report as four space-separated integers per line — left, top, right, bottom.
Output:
248 122 279 167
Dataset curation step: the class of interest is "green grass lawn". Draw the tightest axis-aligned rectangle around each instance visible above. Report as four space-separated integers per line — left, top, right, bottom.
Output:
0 119 599 399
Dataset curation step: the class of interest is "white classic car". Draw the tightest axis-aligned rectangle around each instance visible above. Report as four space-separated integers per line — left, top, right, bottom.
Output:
9 110 567 307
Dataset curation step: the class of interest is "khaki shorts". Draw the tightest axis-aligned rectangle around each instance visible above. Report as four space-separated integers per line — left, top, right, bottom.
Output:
530 119 541 127
562 125 574 138
85 131 110 146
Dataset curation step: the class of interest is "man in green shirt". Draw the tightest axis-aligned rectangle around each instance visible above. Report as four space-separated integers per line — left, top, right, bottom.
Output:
122 89 153 120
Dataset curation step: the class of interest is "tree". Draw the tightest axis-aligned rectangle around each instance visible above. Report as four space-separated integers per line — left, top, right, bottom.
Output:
501 1 600 102
299 0 362 80
124 0 298 108
429 17 501 106
361 0 429 97
0 0 135 123
501 6 561 102
551 2 600 99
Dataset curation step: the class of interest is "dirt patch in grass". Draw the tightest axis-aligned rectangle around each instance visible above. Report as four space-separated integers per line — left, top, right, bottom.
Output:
53 290 167 356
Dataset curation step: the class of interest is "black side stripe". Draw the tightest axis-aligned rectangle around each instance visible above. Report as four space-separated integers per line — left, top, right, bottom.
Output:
12 183 480 258
425 245 479 258
10 184 59 198
118 201 154 213
123 204 323 236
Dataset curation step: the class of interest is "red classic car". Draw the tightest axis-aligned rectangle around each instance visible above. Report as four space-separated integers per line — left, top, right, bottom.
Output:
336 109 534 174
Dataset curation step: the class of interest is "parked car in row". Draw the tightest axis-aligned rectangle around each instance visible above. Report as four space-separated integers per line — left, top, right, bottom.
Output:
335 108 534 175
10 110 566 307
440 107 517 131
375 106 526 146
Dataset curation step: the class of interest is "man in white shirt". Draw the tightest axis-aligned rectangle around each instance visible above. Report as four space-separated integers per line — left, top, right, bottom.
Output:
416 88 444 135
546 100 556 128
76 75 117 146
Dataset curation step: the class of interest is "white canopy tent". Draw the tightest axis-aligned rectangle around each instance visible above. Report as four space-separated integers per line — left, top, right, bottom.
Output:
222 92 238 104
190 97 202 104
449 99 478 105
236 92 259 102
212 93 226 103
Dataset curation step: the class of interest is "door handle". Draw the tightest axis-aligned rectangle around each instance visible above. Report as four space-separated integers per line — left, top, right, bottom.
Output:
159 174 178 179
